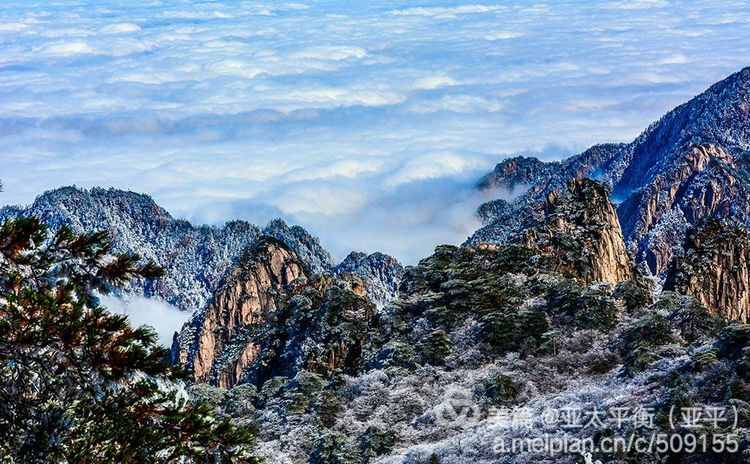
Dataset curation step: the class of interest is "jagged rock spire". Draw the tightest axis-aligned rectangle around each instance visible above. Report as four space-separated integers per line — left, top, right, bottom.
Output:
173 237 308 388
517 178 633 285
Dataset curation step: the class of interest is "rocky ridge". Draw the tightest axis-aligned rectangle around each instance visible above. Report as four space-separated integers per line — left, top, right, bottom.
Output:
0 187 336 311
173 238 309 388
8 67 750 464
175 178 636 388
471 67 750 279
173 237 379 389
515 178 633 285
166 68 750 464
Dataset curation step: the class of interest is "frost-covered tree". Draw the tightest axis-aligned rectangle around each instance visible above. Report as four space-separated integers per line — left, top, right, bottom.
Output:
0 217 260 463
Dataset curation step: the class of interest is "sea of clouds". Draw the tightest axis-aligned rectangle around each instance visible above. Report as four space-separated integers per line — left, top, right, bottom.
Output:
1 0 749 267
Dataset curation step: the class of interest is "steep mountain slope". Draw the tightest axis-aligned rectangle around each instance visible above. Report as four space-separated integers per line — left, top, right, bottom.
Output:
0 187 334 310
173 237 378 389
665 219 750 322
179 178 750 463
263 218 334 275
173 238 310 388
471 67 750 277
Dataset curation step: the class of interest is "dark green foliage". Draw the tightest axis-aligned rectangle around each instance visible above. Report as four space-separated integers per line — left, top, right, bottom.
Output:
399 244 534 322
614 276 654 312
619 313 676 375
187 383 227 407
691 347 719 370
247 277 379 386
0 217 259 463
315 390 343 428
222 384 259 418
258 376 289 407
293 371 327 395
419 330 453 365
359 425 397 460
728 357 750 403
310 432 360 464
286 371 326 414
386 242 560 364
621 312 675 347
577 288 619 330
655 372 694 429
667 295 725 343
479 374 522 406
488 245 537 274
371 341 418 369
481 307 549 355
545 280 619 330
715 323 750 359
623 345 660 374
582 348 621 375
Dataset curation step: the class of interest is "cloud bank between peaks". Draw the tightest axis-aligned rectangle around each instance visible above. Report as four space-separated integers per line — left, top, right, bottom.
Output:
1 0 749 263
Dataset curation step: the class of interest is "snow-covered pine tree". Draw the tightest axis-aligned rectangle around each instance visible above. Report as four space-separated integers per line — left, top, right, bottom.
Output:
0 216 260 463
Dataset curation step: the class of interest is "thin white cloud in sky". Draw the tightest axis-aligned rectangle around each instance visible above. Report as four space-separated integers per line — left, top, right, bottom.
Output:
390 5 505 18
0 0 749 269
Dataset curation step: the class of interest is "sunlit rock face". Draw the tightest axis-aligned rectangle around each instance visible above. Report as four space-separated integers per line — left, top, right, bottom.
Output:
665 220 750 323
622 143 750 275
173 237 308 388
517 178 633 285
175 176 635 389
172 237 379 389
471 67 750 277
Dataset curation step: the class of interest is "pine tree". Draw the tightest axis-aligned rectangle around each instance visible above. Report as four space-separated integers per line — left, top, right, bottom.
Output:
0 217 260 463
420 330 453 365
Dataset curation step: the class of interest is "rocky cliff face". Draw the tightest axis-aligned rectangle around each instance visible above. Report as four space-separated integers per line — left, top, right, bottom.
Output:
213 171 749 464
516 179 633 285
620 144 750 274
173 237 308 387
168 164 750 463
470 67 750 279
665 220 750 322
477 156 559 192
173 237 378 388
177 177 632 389
0 187 333 310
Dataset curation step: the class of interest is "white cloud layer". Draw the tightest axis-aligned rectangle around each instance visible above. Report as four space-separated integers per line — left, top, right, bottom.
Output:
1 0 749 263
99 295 191 347
36 41 99 56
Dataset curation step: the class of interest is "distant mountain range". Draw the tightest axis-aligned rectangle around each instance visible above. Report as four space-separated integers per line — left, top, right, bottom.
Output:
472 66 750 277
0 187 400 311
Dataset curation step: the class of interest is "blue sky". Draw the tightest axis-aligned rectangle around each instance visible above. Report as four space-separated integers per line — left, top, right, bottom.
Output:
1 0 749 263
